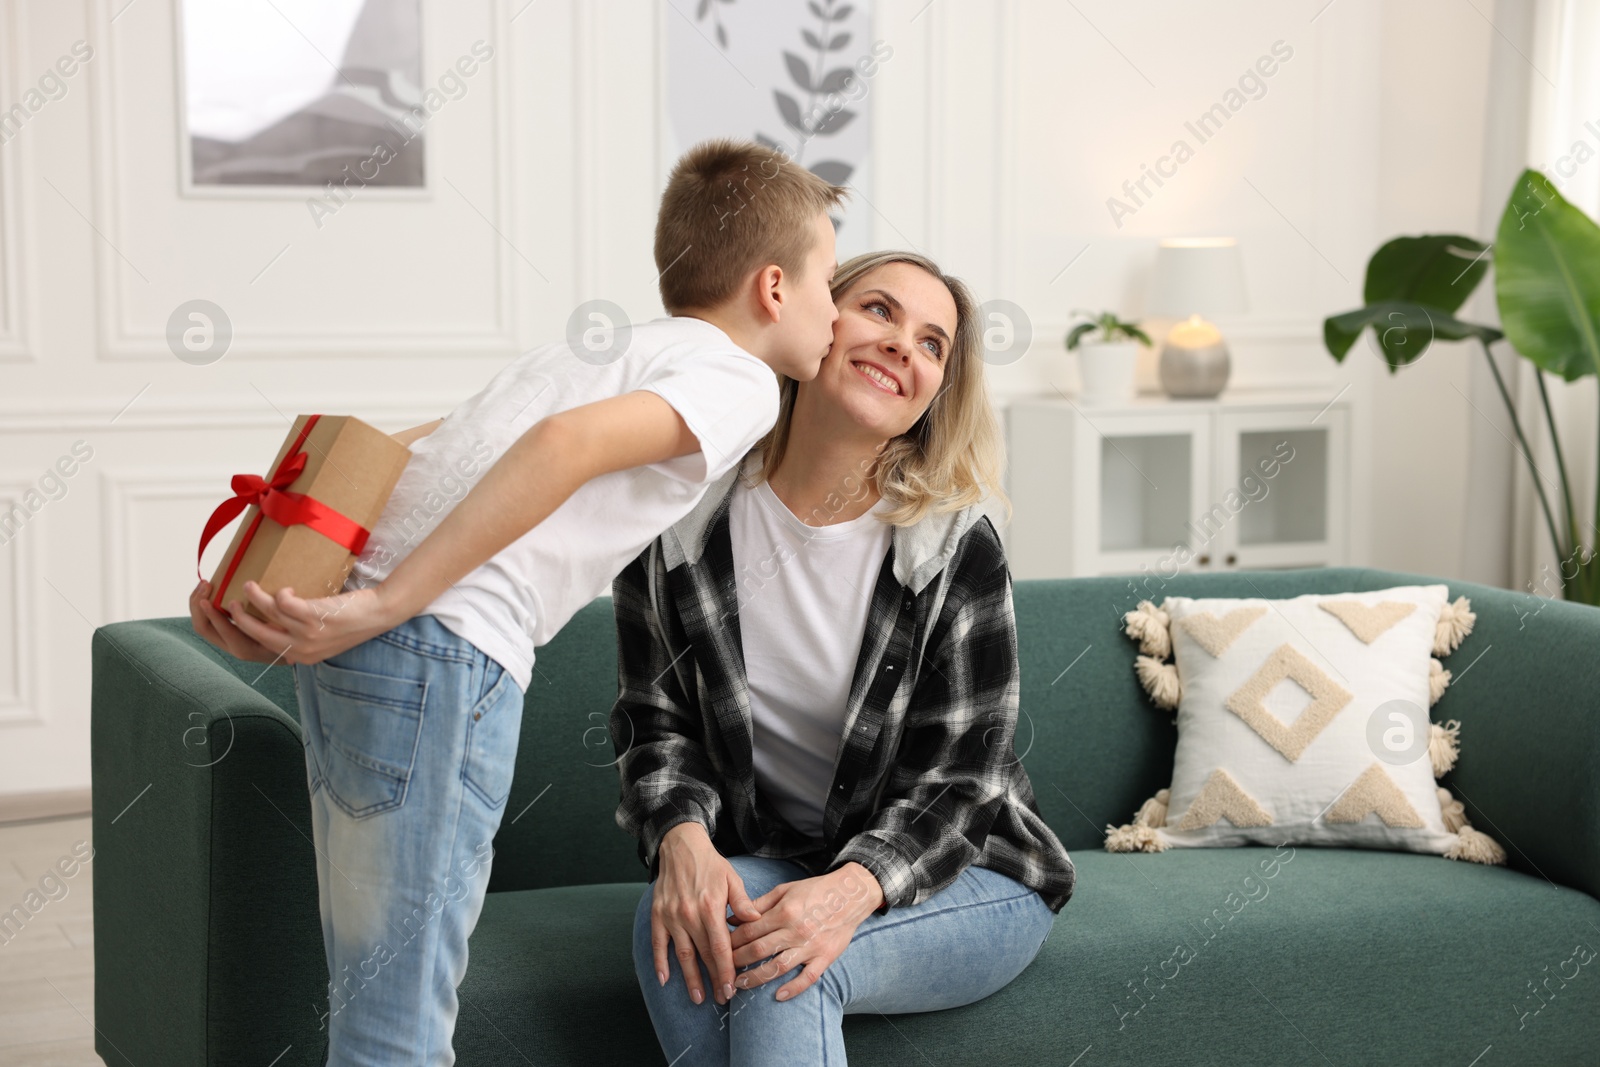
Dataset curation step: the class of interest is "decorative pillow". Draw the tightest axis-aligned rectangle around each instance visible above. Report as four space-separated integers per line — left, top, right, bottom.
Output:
1109 584 1505 864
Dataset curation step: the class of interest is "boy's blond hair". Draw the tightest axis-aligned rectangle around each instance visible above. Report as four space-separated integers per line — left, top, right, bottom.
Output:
655 138 847 313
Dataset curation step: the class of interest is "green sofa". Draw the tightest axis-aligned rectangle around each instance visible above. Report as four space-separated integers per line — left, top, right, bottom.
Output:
90 567 1600 1065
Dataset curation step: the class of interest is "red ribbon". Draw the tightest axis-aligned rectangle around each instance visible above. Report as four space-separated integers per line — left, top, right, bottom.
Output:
198 415 373 608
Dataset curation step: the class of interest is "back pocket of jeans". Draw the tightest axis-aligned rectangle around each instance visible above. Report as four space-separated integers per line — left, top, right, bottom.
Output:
313 660 427 819
461 666 520 809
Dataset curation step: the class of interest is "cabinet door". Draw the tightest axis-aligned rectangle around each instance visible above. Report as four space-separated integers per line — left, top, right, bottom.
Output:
1004 400 1078 580
1079 410 1212 577
1213 407 1348 569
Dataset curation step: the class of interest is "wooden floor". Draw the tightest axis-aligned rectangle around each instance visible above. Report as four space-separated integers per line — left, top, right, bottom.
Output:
0 815 98 1065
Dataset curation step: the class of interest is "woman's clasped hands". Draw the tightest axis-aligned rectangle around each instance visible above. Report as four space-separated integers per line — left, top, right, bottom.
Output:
651 823 884 1006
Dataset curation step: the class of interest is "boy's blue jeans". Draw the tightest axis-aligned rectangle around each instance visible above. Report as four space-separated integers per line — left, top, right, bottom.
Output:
633 855 1057 1066
291 614 525 1066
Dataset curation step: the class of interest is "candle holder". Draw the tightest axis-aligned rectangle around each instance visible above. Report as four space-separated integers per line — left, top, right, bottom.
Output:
1146 238 1248 399
1158 313 1231 398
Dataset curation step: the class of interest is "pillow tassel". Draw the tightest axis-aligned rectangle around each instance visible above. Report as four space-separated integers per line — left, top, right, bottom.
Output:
1437 786 1507 865
1134 788 1170 828
1428 657 1451 706
1105 789 1172 853
1429 719 1461 777
1436 786 1468 833
1445 825 1507 865
1135 655 1181 710
1123 600 1172 659
1433 595 1476 656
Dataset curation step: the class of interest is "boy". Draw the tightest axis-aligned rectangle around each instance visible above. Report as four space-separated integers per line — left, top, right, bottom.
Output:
189 137 845 1064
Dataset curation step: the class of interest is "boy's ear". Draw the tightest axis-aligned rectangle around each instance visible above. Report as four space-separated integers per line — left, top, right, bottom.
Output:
755 263 785 324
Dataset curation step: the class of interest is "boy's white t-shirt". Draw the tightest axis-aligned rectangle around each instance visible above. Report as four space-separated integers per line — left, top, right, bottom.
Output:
349 316 780 692
729 478 894 840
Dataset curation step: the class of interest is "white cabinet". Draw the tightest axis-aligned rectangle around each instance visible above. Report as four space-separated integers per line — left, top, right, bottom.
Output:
1003 392 1350 580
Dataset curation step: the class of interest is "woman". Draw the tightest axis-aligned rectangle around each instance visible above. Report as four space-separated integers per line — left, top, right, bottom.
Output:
610 250 1076 1065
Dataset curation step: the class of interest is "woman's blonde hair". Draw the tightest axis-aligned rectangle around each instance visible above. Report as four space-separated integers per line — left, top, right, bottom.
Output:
750 249 1011 528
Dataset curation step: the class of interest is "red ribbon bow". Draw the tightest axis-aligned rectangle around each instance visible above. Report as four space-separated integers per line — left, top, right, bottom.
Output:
197 415 373 609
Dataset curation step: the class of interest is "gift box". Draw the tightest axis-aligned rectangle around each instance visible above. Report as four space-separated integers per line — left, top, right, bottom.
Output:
199 415 412 621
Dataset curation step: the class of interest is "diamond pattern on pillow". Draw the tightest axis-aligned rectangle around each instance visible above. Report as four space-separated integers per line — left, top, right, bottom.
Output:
1224 643 1354 762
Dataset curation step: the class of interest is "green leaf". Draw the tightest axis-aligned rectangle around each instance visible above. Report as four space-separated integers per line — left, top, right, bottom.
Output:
1323 302 1503 371
1494 168 1600 381
1363 234 1490 311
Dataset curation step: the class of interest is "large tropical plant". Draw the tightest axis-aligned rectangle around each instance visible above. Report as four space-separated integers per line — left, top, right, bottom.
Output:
1324 168 1600 605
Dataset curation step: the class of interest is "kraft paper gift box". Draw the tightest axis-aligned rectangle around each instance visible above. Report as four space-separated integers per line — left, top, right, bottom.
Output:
200 415 412 622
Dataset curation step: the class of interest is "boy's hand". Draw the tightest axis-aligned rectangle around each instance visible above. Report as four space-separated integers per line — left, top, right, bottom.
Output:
207 579 403 666
190 580 282 663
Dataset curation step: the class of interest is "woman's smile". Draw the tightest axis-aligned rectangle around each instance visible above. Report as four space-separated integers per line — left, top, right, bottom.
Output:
850 359 904 396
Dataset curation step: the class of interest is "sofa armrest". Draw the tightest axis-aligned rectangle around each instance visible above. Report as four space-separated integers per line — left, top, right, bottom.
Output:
91 619 326 1067
1426 576 1600 902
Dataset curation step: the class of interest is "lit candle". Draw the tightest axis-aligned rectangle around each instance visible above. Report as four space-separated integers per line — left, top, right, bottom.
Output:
1166 314 1222 349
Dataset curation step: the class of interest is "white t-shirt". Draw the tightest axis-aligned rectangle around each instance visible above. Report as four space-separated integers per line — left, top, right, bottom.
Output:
730 478 894 840
350 317 780 692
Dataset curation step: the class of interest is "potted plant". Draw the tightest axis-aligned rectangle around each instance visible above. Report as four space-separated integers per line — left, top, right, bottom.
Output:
1323 168 1600 604
1065 310 1152 404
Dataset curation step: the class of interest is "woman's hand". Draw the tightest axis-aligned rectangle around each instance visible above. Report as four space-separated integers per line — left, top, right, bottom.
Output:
729 862 884 1002
652 822 763 1006
195 578 405 666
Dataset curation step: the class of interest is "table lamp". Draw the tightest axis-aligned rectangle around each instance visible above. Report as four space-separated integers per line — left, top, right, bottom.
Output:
1145 237 1248 398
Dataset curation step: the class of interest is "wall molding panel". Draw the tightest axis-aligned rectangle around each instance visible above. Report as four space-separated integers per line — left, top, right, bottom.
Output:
100 470 233 623
0 0 34 363
0 481 42 726
0 398 455 434
85 0 519 361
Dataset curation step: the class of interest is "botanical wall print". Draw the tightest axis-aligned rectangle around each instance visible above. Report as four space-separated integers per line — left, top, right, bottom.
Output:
667 0 881 258
181 0 425 188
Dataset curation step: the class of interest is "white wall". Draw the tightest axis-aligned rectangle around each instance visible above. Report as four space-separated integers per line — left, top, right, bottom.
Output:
1369 0 1498 583
0 0 1512 797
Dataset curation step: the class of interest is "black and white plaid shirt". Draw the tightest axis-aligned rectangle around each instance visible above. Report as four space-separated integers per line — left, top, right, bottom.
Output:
609 466 1076 914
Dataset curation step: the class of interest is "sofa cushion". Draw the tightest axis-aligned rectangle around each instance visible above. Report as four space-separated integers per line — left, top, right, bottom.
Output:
1111 585 1502 863
456 849 1600 1065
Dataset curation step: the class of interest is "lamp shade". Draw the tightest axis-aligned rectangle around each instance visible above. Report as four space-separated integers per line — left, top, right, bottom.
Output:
1146 237 1249 318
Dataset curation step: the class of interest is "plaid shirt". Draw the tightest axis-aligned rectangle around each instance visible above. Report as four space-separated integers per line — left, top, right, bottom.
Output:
608 467 1076 914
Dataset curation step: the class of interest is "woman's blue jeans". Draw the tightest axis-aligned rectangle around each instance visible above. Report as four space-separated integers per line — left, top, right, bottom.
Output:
632 855 1056 1066
291 614 525 1066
